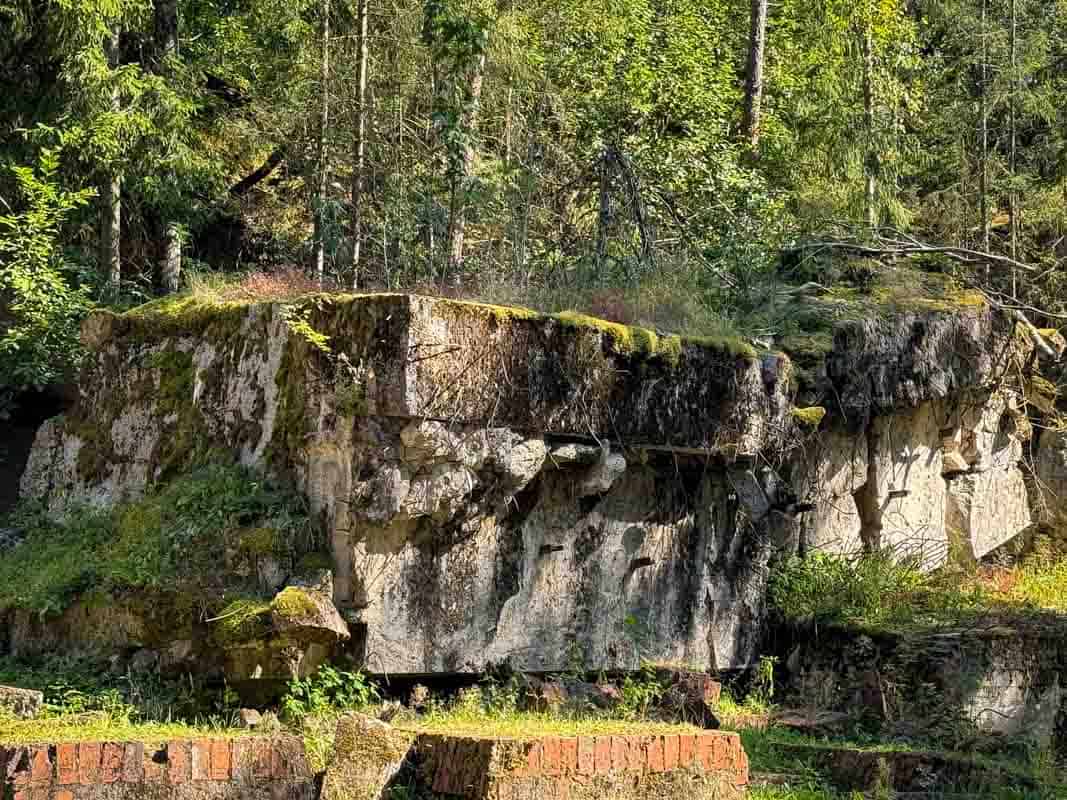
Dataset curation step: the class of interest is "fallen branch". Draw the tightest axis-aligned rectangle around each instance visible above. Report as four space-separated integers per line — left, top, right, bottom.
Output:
793 240 1038 274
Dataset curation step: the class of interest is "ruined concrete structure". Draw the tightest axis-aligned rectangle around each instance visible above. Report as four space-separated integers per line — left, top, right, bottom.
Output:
16 292 1064 676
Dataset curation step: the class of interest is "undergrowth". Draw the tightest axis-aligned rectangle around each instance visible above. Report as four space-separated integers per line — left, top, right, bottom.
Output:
0 653 244 740
769 549 1067 631
0 464 314 615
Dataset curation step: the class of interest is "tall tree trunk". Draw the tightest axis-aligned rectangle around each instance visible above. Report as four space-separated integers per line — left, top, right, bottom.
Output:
154 0 181 293
742 0 768 149
349 0 369 289
161 223 181 294
595 144 614 273
862 22 876 231
314 0 331 286
1009 0 1018 292
979 0 990 255
153 0 178 63
102 26 122 288
445 52 486 279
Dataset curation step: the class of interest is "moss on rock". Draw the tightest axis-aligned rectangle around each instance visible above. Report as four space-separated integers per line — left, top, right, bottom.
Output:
271 587 320 621
792 406 827 427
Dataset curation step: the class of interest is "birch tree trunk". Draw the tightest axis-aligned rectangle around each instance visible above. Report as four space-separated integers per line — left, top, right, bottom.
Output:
161 223 181 294
101 26 122 288
349 0 369 289
742 0 769 149
155 0 181 293
314 0 331 286
446 52 486 279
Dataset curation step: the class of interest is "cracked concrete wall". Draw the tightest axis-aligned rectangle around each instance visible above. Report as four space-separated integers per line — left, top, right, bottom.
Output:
15 294 1059 674
793 390 1033 569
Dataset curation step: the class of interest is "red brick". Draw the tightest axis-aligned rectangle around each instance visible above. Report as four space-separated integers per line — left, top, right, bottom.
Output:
663 735 679 771
524 741 542 776
232 739 252 780
53 791 75 800
735 743 750 786
696 734 715 771
593 737 611 775
77 743 101 785
560 737 578 773
100 743 123 784
624 736 644 772
29 747 51 784
677 734 696 768
210 740 231 781
168 742 191 784
646 736 665 773
191 740 211 781
55 744 77 786
541 737 561 776
121 743 143 783
143 746 166 783
252 740 272 780
576 737 595 775
713 735 730 770
609 736 627 771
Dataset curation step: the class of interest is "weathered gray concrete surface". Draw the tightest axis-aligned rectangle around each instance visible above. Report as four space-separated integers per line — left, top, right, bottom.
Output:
14 293 1058 675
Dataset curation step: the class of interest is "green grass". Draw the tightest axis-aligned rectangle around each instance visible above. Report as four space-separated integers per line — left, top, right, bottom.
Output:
405 712 701 740
0 717 249 745
0 464 313 615
769 550 1067 632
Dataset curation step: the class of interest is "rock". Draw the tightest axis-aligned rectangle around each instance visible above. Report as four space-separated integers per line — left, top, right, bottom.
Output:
409 684 431 710
576 447 627 496
158 639 196 673
128 648 159 674
256 555 289 593
547 442 603 467
655 670 722 729
0 685 44 719
224 587 350 699
270 586 350 642
320 713 417 800
238 708 263 728
774 709 853 734
522 676 622 713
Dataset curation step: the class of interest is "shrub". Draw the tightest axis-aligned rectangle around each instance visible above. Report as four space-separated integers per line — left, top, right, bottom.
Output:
280 665 381 720
0 151 94 416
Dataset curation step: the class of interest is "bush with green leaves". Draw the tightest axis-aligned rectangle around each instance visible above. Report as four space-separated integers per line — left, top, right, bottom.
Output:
0 151 94 415
280 665 381 720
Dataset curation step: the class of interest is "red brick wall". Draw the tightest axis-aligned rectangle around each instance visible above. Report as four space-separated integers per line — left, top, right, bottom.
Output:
420 730 749 799
0 736 315 800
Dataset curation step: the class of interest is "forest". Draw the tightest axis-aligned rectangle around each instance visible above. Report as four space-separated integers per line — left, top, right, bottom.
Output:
3 0 1067 410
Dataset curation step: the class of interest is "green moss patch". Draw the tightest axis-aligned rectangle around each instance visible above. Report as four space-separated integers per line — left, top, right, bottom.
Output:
0 465 314 616
211 596 273 645
271 587 319 621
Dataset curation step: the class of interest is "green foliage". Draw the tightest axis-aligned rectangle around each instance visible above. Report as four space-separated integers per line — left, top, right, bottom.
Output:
0 464 314 615
769 550 1067 631
281 665 381 721
769 551 931 628
617 666 666 719
0 652 242 731
0 151 94 409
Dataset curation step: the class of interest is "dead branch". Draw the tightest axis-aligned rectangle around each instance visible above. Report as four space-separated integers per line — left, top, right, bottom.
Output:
794 239 1038 274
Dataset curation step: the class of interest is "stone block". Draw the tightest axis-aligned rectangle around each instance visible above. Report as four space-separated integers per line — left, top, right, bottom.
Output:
0 686 43 720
